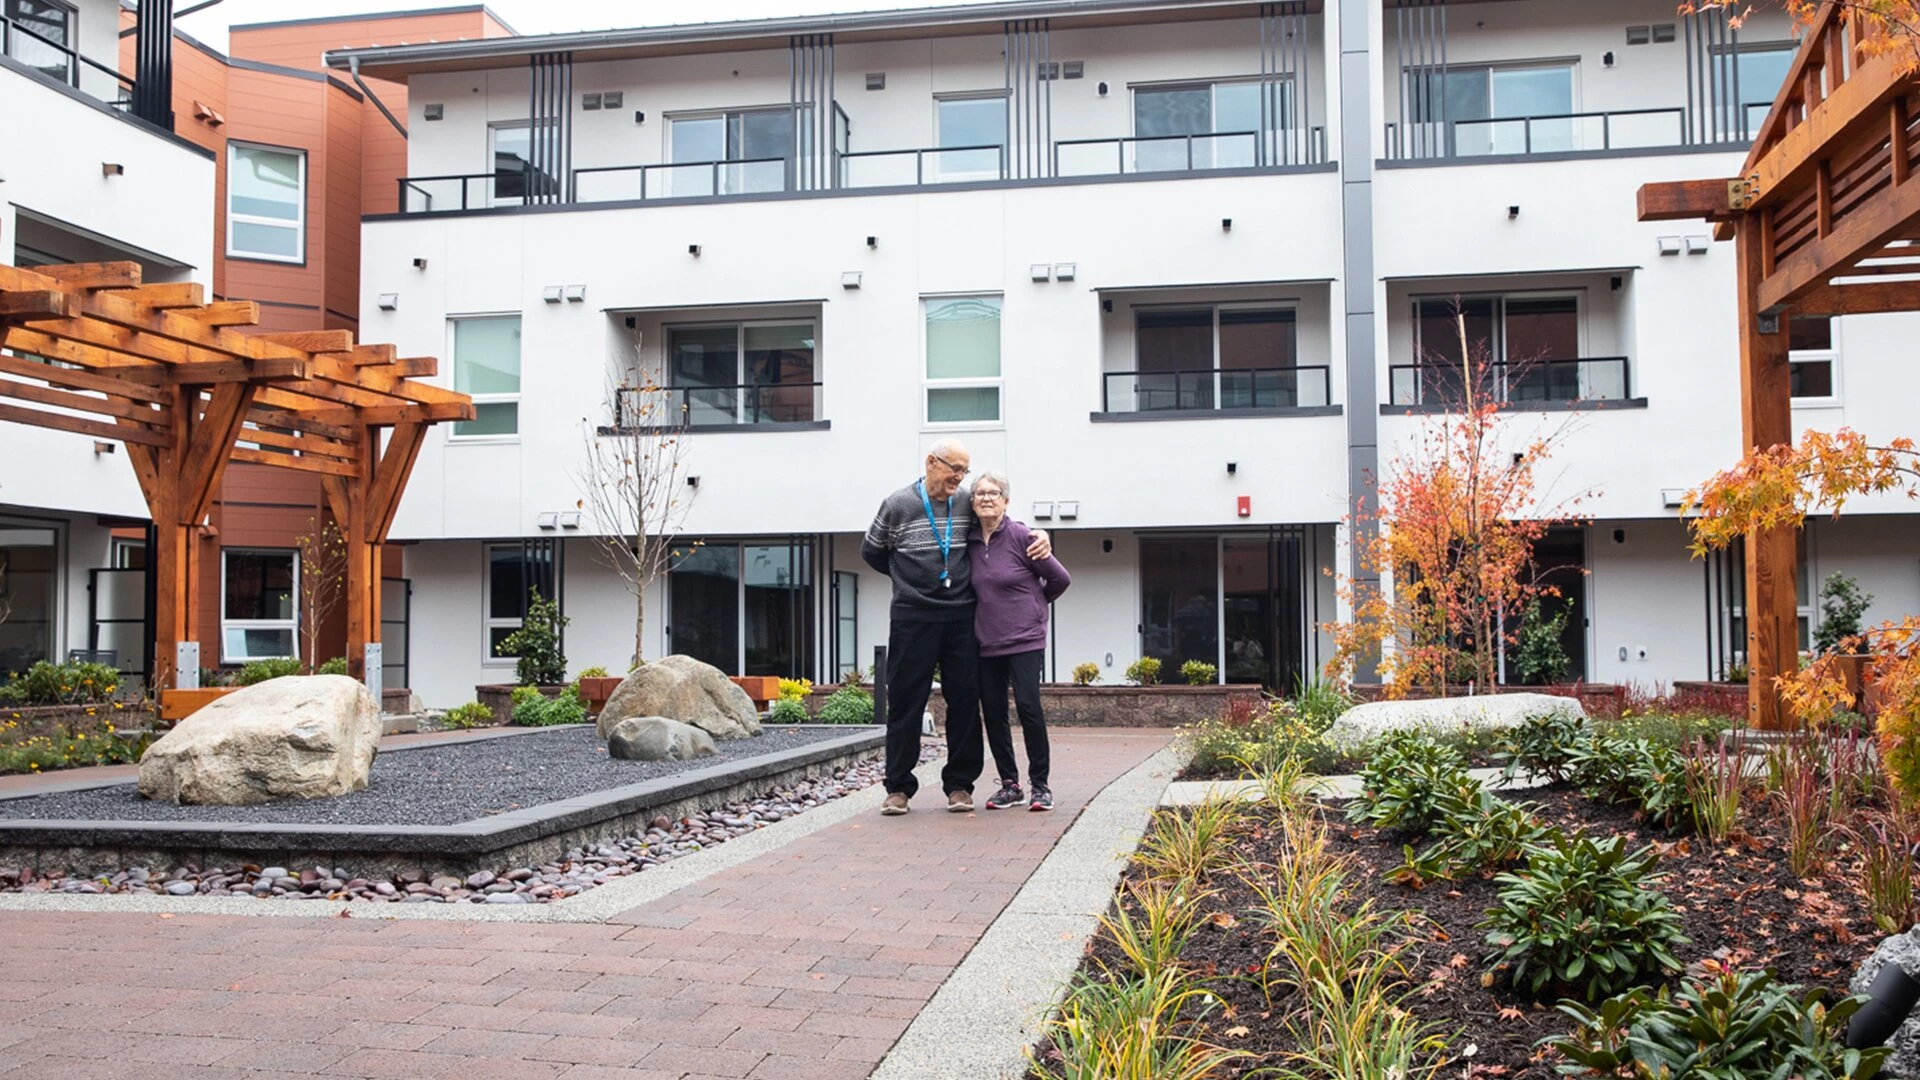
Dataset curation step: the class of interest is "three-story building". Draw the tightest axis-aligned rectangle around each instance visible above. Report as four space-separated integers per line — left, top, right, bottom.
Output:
326 0 1919 707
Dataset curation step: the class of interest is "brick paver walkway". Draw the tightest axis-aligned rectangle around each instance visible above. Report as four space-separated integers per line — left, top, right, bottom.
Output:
0 727 1172 1079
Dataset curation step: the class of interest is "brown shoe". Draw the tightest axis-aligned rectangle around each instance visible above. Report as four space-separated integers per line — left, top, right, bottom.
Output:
947 790 974 813
881 792 910 816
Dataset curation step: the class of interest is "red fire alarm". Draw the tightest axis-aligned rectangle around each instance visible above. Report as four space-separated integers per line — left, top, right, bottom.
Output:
1236 495 1251 518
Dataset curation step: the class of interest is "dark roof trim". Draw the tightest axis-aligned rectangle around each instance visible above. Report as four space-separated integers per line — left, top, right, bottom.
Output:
1382 266 1641 283
0 54 216 161
325 0 1290 72
228 54 329 83
233 4 517 35
1093 277 1335 293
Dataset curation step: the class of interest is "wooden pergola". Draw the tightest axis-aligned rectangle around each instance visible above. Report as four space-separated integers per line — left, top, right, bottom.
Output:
1639 3 1920 728
0 260 471 692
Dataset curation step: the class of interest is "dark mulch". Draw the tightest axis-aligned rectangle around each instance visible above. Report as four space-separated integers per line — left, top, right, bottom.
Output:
1037 786 1878 1079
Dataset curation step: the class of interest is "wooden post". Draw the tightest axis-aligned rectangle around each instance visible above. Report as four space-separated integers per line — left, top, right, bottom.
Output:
1734 216 1799 729
344 428 376 682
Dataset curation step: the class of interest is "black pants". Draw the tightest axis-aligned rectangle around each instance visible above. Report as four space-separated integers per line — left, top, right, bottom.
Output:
883 615 983 798
979 649 1050 788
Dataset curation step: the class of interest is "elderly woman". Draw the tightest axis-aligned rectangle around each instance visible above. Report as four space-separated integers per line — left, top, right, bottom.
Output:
967 471 1071 811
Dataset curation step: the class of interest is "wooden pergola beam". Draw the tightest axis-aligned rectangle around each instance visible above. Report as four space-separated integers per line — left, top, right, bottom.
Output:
0 259 470 691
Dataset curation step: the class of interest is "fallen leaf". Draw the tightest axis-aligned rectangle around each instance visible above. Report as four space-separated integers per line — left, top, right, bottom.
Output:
1498 1006 1525 1021
1450 953 1470 970
157 913 174 920
1224 1026 1250 1038
1210 912 1239 929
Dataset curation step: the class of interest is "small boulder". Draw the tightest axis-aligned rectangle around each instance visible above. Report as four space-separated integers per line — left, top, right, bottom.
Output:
1852 928 1920 1077
597 655 761 740
138 676 380 805
1325 692 1584 749
607 717 718 762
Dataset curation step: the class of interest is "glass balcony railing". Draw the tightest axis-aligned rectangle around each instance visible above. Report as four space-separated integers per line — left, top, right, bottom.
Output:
1387 356 1631 407
2 13 135 109
1101 366 1333 414
613 382 820 429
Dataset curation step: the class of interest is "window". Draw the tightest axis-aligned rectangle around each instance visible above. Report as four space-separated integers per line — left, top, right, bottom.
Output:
924 296 1002 424
484 542 555 660
1407 294 1615 405
1133 80 1289 170
227 143 305 262
0 519 59 676
489 121 559 204
450 316 520 438
666 321 816 425
222 550 296 663
1789 315 1838 402
934 94 1008 181
666 107 805 195
1408 63 1574 155
667 543 816 677
1716 44 1795 139
5 0 73 85
1126 305 1309 411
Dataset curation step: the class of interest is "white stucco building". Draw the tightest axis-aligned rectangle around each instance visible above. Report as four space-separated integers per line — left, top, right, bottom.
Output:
0 0 212 679
325 0 1920 707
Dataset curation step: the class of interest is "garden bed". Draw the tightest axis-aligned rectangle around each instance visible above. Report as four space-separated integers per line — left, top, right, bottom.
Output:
842 682 1266 729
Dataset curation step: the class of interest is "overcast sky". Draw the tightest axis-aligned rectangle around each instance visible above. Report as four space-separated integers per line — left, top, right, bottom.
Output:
177 0 957 52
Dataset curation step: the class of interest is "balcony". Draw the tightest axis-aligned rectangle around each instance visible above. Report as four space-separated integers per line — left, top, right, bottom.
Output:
611 383 824 432
1 11 134 110
1101 366 1333 415
1386 356 1635 410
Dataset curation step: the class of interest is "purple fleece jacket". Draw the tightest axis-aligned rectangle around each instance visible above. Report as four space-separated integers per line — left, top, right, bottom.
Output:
967 517 1071 658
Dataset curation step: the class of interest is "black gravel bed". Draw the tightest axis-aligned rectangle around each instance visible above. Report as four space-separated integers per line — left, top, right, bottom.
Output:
0 725 861 827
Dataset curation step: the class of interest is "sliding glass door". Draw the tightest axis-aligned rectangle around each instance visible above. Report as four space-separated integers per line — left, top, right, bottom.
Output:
668 540 817 677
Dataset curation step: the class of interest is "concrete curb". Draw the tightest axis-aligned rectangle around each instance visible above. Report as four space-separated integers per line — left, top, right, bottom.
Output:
0 755 948 925
872 740 1191 1080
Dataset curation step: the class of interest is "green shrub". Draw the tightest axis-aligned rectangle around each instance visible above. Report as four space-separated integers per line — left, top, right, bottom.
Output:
1548 965 1884 1080
816 686 874 724
1571 734 1690 829
1179 660 1217 686
1125 657 1162 686
511 685 587 726
1289 676 1355 731
1498 711 1588 784
494 588 568 686
1393 785 1549 886
1514 599 1572 684
0 660 122 706
0 725 155 774
442 702 494 729
768 698 810 724
1600 710 1729 751
1481 832 1687 1001
235 657 302 686
316 656 348 676
1186 702 1340 777
777 678 812 702
576 665 611 680
1345 731 1470 835
1814 572 1874 654
1071 662 1100 686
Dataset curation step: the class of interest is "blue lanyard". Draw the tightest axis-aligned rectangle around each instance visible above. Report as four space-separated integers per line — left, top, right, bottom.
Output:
916 479 954 581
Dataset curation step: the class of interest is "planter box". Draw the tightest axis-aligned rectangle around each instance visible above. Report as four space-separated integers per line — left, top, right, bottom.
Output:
0 701 152 738
805 681 1263 729
577 677 623 716
474 684 565 727
159 687 241 723
1672 680 1751 717
1351 682 1628 717
729 676 781 706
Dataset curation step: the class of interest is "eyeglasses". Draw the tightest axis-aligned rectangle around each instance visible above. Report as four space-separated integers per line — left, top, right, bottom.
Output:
931 454 970 477
972 490 1004 502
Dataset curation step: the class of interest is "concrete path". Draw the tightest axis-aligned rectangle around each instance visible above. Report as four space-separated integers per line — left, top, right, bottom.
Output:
0 727 1177 1079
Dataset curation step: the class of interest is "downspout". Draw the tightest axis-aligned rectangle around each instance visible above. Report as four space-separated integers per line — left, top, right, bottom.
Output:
350 56 408 139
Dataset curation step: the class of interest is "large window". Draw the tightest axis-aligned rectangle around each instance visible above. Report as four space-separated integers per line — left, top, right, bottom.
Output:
666 107 803 195
1717 44 1796 139
222 549 296 663
1789 315 1838 402
0 520 59 676
666 321 817 425
934 94 1008 181
484 542 555 660
227 143 305 263
1133 80 1288 171
1406 294 1617 405
1408 63 1574 156
450 316 521 438
489 121 559 204
5 0 73 85
667 542 815 677
924 296 1002 425
1128 305 1312 411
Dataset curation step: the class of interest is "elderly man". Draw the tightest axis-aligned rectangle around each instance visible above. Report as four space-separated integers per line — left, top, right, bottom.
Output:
861 438 1049 814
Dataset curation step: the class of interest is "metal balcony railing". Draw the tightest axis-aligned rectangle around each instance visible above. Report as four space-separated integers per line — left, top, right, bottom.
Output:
2 14 134 107
1382 105 1776 160
838 144 1007 188
570 156 789 202
1101 365 1333 414
614 382 820 429
1387 356 1632 407
1055 128 1328 177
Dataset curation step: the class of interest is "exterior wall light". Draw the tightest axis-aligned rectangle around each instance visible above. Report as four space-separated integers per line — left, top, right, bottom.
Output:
102 163 124 177
376 293 399 310
688 244 702 256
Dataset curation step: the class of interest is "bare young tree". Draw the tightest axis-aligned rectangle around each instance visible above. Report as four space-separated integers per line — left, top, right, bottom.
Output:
295 517 347 672
576 329 696 669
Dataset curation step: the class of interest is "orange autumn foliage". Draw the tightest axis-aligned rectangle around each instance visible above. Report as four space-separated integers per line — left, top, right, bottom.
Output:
1684 2 1920 74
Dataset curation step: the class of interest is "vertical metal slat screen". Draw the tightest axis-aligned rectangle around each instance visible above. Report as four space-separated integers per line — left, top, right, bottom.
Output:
788 34 835 191
1003 19 1051 180
1259 3 1314 166
527 51 573 205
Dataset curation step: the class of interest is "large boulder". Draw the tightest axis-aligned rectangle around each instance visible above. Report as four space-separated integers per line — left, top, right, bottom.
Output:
1325 692 1584 749
607 716 718 762
597 655 761 741
1851 928 1920 1077
139 675 380 805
